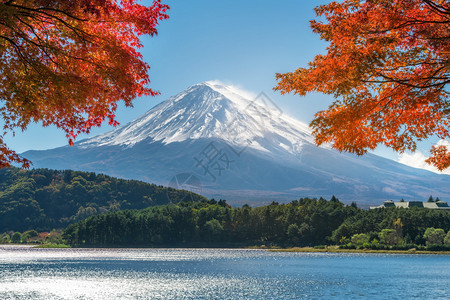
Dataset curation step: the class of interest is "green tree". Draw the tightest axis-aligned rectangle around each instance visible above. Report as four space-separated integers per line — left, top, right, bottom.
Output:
203 219 224 242
74 206 98 221
444 231 450 245
351 233 370 246
0 233 10 244
23 229 38 237
393 218 403 240
423 228 446 245
287 223 300 245
11 232 21 243
21 229 38 243
379 229 402 246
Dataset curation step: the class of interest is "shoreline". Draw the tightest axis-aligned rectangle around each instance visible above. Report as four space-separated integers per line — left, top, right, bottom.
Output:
2 243 450 254
269 247 450 255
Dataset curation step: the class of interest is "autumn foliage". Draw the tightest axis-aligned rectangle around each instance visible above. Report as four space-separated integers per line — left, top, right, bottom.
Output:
275 0 449 170
0 0 169 167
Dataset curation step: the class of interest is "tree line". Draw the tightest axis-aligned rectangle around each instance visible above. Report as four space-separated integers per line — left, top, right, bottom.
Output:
63 197 450 249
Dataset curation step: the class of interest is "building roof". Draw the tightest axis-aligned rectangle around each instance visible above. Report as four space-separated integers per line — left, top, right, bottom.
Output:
370 201 450 210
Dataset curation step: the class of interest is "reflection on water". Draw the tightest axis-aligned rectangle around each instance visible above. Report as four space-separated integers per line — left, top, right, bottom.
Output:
0 245 448 299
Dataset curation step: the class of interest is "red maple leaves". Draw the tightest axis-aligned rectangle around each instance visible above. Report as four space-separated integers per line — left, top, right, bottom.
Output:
0 0 169 167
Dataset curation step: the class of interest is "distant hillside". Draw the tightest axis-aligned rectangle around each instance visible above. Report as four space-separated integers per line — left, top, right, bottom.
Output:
0 168 207 232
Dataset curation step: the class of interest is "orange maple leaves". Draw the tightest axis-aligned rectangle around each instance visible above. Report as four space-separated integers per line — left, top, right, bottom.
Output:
276 0 449 170
0 0 169 167
426 145 450 171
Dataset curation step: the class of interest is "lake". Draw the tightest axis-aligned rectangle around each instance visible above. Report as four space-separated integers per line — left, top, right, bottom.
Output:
0 245 448 299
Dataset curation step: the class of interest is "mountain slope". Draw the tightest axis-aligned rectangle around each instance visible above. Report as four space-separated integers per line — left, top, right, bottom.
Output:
23 81 450 205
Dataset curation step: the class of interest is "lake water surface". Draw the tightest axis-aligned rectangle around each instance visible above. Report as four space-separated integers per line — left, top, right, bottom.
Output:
0 245 448 299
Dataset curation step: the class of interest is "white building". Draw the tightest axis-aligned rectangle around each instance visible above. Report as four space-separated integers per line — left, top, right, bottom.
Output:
370 200 450 210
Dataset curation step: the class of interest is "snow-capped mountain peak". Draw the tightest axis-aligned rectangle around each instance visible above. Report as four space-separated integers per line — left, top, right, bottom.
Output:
201 80 257 109
79 81 314 154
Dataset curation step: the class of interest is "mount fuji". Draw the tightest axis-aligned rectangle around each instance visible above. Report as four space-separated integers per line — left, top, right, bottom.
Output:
23 81 449 206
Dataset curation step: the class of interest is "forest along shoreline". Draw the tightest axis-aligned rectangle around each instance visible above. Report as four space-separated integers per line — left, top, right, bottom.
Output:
3 198 450 254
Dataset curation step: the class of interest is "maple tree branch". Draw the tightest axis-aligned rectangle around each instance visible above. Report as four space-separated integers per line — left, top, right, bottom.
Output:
12 16 60 67
0 34 28 64
6 12 106 67
380 61 445 71
363 11 450 36
365 75 450 89
4 2 89 22
4 3 96 44
0 29 53 80
2 14 119 79
421 0 450 16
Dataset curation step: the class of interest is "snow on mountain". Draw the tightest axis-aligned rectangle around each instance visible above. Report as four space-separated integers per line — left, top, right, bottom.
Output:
79 81 314 155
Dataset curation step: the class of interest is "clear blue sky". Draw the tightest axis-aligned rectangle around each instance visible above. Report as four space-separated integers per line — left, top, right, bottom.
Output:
3 0 441 169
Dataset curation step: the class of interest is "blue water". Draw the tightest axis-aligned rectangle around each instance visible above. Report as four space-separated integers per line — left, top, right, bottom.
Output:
0 245 448 299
